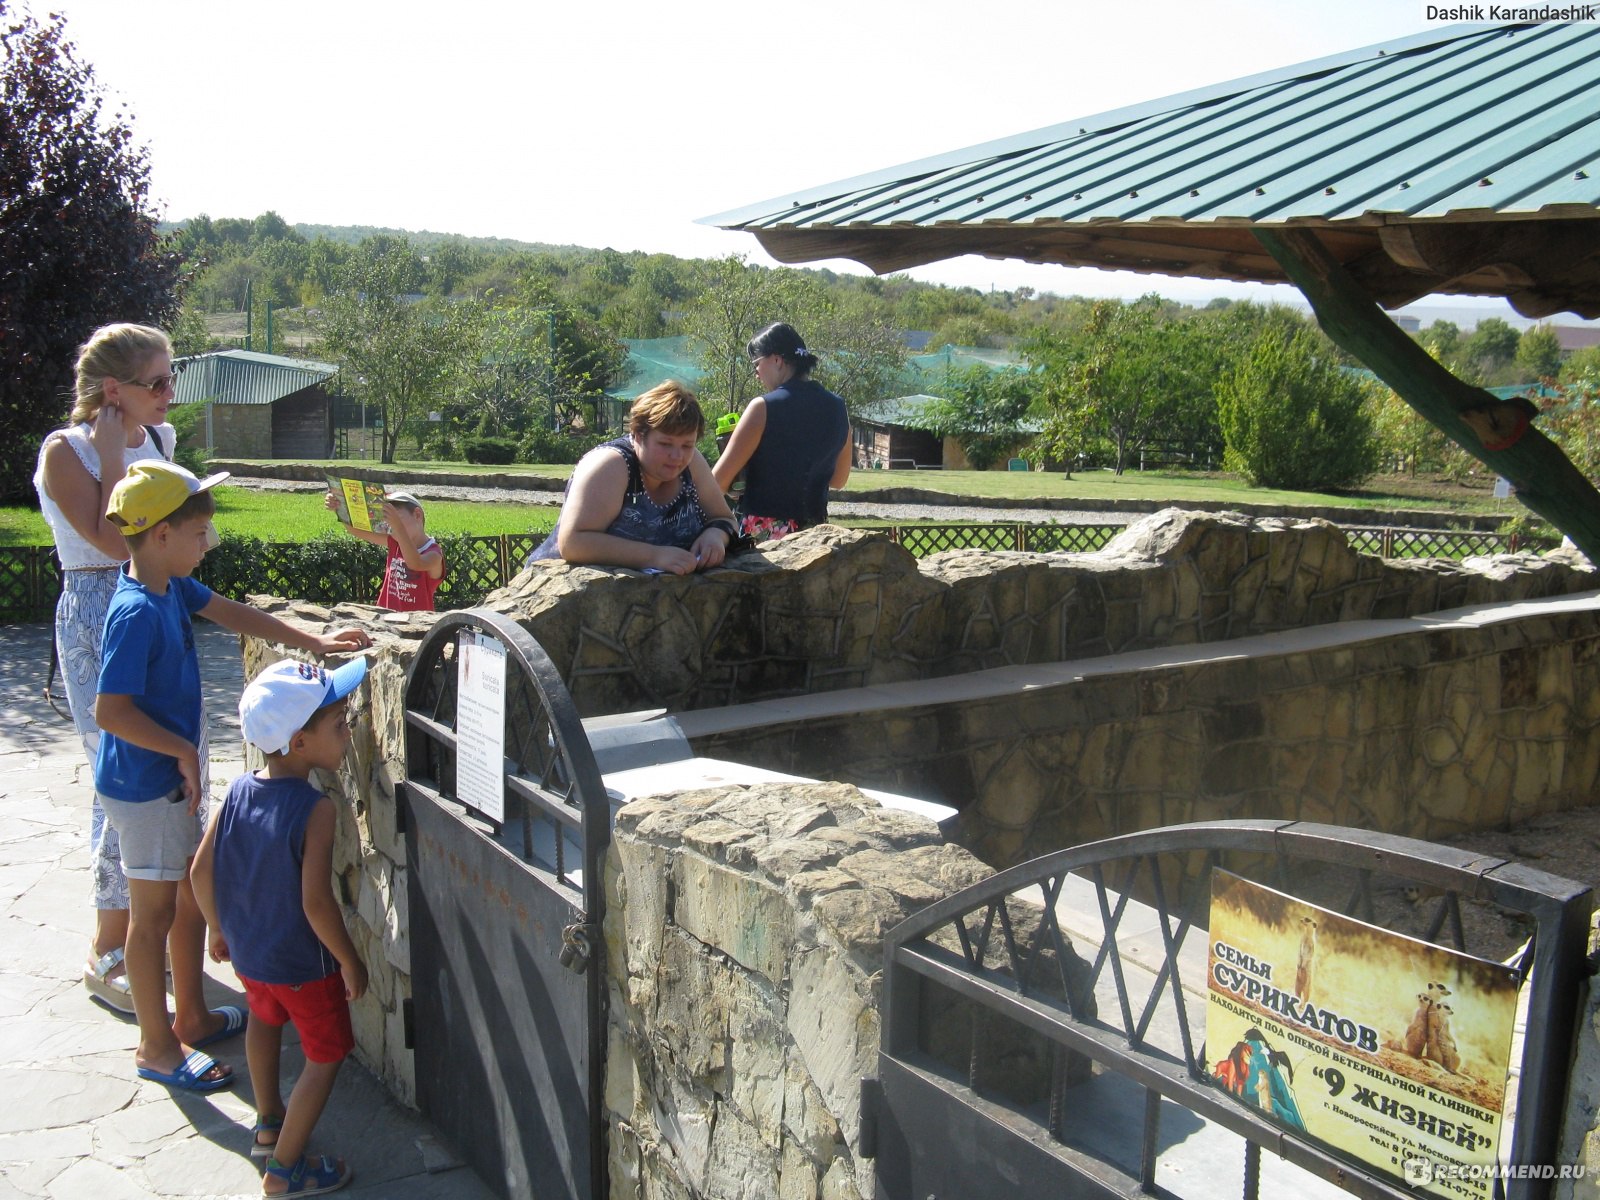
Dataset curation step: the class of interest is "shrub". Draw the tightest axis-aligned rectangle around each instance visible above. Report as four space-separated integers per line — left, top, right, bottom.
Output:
520 427 610 465
167 403 209 476
196 532 382 605
1218 326 1379 491
194 529 542 610
462 435 519 465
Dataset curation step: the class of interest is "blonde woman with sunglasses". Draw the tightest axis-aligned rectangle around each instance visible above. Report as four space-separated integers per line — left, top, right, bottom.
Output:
34 324 234 1050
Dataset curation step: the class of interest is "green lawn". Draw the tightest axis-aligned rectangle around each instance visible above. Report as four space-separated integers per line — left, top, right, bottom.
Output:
0 486 559 546
214 458 1505 516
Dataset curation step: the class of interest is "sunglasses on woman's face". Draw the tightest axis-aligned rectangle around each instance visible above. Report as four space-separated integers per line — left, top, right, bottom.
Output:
124 373 179 394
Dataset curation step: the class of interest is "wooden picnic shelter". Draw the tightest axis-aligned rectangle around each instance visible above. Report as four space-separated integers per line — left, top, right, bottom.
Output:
702 22 1600 557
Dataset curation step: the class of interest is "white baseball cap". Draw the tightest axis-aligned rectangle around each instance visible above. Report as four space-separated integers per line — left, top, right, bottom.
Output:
239 657 368 755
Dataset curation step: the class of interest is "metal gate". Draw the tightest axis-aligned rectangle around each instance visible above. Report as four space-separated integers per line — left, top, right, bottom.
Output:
400 610 610 1200
863 820 1592 1200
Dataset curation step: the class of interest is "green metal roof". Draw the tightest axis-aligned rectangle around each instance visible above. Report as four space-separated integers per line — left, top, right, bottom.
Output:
856 394 946 429
857 393 1044 434
173 350 340 407
704 22 1600 317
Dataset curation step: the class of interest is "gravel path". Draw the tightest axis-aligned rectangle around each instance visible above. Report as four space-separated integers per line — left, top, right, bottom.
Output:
229 476 1131 526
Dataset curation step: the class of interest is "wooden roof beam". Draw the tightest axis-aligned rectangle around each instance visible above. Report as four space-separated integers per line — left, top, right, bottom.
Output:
1257 226 1600 564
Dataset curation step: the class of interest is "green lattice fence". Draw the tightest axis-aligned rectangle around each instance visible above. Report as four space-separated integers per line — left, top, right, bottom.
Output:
1345 526 1554 559
892 525 1024 555
0 547 59 623
1021 524 1123 553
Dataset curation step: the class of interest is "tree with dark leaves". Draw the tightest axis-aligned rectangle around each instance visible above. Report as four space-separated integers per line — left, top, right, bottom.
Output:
1 3 182 501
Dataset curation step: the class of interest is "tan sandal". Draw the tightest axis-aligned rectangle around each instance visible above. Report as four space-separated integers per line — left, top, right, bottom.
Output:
84 947 136 1014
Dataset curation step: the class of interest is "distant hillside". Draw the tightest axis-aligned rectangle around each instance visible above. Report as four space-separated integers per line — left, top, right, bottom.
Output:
291 224 588 255
157 218 590 257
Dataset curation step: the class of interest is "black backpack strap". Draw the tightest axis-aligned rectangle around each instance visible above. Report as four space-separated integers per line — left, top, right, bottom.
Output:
42 550 67 718
144 425 171 460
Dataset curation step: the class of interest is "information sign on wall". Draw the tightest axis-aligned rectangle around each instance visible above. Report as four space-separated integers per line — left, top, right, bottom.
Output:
1207 870 1520 1198
455 630 506 823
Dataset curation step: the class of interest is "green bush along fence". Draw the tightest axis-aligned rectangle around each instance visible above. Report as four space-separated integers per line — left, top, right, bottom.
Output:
0 523 1554 623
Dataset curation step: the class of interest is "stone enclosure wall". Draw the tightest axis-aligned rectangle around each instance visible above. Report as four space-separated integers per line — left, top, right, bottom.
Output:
697 598 1600 868
234 509 1600 1197
604 783 992 1199
474 511 1592 719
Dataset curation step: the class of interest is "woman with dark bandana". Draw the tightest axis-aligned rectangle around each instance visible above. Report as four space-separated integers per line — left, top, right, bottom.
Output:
712 322 850 542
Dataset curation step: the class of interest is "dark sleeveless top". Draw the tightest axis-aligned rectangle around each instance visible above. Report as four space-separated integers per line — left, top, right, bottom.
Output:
527 437 707 564
737 378 848 526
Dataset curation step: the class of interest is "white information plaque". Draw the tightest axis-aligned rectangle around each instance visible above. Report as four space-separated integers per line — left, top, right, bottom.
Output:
455 630 506 823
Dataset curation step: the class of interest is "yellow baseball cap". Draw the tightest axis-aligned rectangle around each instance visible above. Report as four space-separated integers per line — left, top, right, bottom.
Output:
106 460 231 535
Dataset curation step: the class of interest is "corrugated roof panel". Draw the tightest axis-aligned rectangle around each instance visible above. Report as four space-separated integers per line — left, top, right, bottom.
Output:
709 23 1599 232
703 22 1600 315
173 350 339 407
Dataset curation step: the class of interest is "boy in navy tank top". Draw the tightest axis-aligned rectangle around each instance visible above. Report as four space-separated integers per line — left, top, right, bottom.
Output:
191 657 370 1196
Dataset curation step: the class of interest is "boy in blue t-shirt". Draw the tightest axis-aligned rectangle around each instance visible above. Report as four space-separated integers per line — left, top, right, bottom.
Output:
94 461 372 1095
192 657 369 1196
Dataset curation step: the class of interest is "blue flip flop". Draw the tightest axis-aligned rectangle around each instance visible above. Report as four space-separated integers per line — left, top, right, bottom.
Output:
189 1005 246 1050
137 1049 233 1092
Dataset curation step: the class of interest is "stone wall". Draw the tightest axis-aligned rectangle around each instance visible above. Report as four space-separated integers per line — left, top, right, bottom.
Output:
466 512 1592 719
206 402 272 458
604 783 993 1200
695 598 1600 868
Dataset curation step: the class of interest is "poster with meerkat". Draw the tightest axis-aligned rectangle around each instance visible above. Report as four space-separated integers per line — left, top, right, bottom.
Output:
1206 870 1519 1200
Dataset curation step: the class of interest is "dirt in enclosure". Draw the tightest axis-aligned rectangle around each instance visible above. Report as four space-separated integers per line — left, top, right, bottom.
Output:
1287 805 1600 965
1340 471 1509 511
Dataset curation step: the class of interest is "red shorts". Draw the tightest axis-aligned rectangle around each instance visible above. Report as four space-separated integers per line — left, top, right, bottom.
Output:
238 971 354 1064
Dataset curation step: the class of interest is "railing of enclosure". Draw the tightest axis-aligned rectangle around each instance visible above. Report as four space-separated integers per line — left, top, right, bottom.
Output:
863 820 1592 1200
400 609 610 1200
0 525 1556 620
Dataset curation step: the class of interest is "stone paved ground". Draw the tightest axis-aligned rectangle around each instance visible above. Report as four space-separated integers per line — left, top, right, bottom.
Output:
0 621 494 1200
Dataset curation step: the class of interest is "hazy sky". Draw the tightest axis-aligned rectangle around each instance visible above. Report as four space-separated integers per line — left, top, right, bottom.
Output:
43 1 1564 315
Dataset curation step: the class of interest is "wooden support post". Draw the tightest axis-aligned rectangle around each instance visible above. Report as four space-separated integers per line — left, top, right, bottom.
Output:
1255 227 1600 564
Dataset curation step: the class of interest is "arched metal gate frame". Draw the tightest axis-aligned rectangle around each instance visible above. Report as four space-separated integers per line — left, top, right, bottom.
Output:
399 609 610 1200
864 819 1593 1200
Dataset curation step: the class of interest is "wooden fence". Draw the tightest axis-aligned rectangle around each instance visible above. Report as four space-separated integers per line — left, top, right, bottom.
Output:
1 523 1550 623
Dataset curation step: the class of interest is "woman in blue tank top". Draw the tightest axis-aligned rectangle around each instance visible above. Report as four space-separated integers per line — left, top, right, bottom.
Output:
712 323 851 542
526 381 740 574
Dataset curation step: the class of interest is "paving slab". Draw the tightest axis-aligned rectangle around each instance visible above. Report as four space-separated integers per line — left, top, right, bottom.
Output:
0 621 496 1200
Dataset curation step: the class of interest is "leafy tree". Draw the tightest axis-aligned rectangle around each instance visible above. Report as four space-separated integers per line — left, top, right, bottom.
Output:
1419 319 1461 362
922 365 1037 470
1463 317 1521 375
1217 323 1378 490
169 303 214 358
1025 295 1216 474
803 297 908 411
512 277 627 429
1540 384 1600 480
455 281 625 440
684 255 815 416
315 240 475 462
1514 325 1562 381
1560 345 1600 391
1 3 183 500
424 237 485 298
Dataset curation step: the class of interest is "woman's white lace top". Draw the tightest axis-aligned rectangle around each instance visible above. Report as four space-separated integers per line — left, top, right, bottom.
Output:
33 421 174 569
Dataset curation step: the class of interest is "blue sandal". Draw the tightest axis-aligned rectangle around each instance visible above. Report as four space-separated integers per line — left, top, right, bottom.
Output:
136 1049 233 1092
250 1113 283 1160
189 1005 247 1050
263 1153 351 1195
